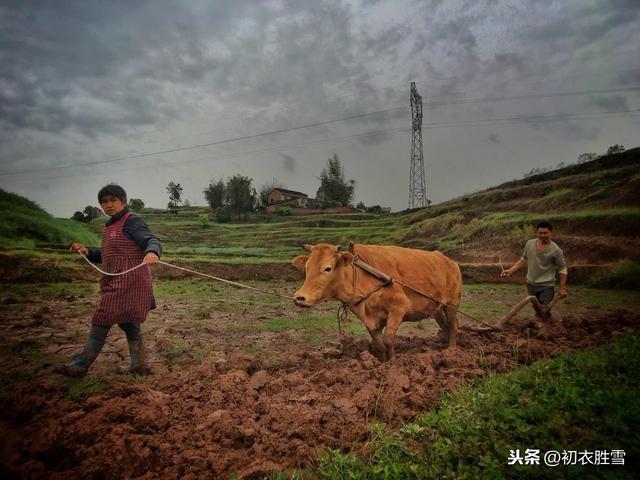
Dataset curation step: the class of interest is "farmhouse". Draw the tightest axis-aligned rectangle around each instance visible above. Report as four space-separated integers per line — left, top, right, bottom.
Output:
265 187 363 214
266 188 309 208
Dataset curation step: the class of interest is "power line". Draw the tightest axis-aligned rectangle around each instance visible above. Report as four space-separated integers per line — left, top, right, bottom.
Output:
3 108 638 181
136 84 640 151
0 105 407 177
421 109 640 129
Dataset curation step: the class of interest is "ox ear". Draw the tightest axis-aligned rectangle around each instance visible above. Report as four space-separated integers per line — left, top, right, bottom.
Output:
292 255 309 271
340 252 354 266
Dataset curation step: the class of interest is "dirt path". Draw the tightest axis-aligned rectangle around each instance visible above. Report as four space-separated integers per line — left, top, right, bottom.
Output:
1 300 637 479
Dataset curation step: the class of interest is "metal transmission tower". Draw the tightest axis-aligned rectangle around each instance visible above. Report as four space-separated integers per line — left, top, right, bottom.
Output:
408 81 427 209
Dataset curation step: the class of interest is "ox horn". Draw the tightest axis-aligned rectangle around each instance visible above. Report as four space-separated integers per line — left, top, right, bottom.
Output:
336 245 342 252
348 241 355 253
303 244 313 252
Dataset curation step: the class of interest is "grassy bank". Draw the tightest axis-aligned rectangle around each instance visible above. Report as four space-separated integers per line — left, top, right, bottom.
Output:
309 335 639 479
0 189 98 250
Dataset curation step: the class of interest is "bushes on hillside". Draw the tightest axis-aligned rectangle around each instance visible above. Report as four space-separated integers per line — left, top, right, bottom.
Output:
198 214 210 228
275 207 292 216
588 261 640 290
215 206 232 223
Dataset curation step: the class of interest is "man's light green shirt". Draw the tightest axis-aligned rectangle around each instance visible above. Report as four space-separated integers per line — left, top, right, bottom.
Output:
521 239 568 286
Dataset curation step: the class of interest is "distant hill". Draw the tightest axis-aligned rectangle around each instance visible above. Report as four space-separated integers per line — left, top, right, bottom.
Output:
0 189 98 250
397 147 640 264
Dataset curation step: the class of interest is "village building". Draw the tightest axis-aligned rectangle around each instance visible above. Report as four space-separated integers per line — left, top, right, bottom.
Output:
266 188 309 208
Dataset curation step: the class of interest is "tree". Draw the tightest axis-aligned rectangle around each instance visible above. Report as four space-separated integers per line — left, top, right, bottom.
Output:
203 179 225 209
606 144 625 155
215 206 232 223
71 205 103 223
365 205 383 214
258 178 284 208
166 181 183 212
355 201 366 211
128 198 145 212
577 152 598 164
225 174 256 219
83 205 101 222
315 154 355 207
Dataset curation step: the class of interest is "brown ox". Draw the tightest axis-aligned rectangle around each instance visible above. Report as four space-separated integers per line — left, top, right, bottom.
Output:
292 243 462 361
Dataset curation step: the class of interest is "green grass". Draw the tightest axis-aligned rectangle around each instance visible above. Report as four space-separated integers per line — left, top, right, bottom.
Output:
545 188 574 199
257 313 367 335
312 335 640 479
157 340 186 365
0 188 99 250
588 261 640 290
66 376 109 401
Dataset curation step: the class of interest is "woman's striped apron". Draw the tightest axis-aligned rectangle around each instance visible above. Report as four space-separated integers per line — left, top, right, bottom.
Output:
92 213 153 326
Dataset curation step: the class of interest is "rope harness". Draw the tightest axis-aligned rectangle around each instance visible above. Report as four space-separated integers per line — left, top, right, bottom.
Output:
339 254 502 331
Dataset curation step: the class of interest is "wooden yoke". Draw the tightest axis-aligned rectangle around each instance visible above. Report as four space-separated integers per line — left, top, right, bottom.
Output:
352 258 393 285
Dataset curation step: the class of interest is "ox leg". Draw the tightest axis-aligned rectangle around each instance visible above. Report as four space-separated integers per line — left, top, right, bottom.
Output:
368 327 387 362
382 311 404 361
353 305 387 361
443 307 458 348
362 317 387 362
436 310 450 343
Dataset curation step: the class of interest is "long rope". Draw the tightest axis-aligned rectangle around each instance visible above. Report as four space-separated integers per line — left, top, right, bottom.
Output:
77 253 292 300
392 278 500 331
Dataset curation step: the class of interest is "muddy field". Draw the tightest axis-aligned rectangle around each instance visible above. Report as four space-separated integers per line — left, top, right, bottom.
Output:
0 278 638 479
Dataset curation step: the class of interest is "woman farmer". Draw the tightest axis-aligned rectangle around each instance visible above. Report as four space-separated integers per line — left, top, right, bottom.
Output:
58 184 161 377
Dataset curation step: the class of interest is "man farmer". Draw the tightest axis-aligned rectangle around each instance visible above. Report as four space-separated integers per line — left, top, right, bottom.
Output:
501 221 568 314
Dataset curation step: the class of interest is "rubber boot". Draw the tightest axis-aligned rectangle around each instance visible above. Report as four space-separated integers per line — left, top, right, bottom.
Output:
128 336 151 375
56 336 104 378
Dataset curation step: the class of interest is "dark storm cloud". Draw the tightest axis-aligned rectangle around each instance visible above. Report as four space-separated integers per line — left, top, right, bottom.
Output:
2 1 395 139
588 94 630 111
524 117 599 141
524 0 640 51
487 133 500 144
279 153 297 173
0 0 218 136
615 68 640 85
356 130 393 146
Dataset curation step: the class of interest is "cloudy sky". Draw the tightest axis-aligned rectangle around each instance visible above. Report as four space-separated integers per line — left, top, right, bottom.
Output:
1 0 639 216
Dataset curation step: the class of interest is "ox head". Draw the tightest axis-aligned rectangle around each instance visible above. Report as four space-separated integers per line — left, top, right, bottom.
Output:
292 243 354 307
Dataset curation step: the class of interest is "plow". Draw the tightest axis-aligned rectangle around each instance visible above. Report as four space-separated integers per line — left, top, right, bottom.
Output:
458 294 564 332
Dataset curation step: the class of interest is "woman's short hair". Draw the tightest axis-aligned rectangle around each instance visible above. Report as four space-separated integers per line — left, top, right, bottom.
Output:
98 184 127 203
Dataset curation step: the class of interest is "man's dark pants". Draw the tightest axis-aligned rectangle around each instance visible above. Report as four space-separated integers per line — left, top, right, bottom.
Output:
526 284 555 305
